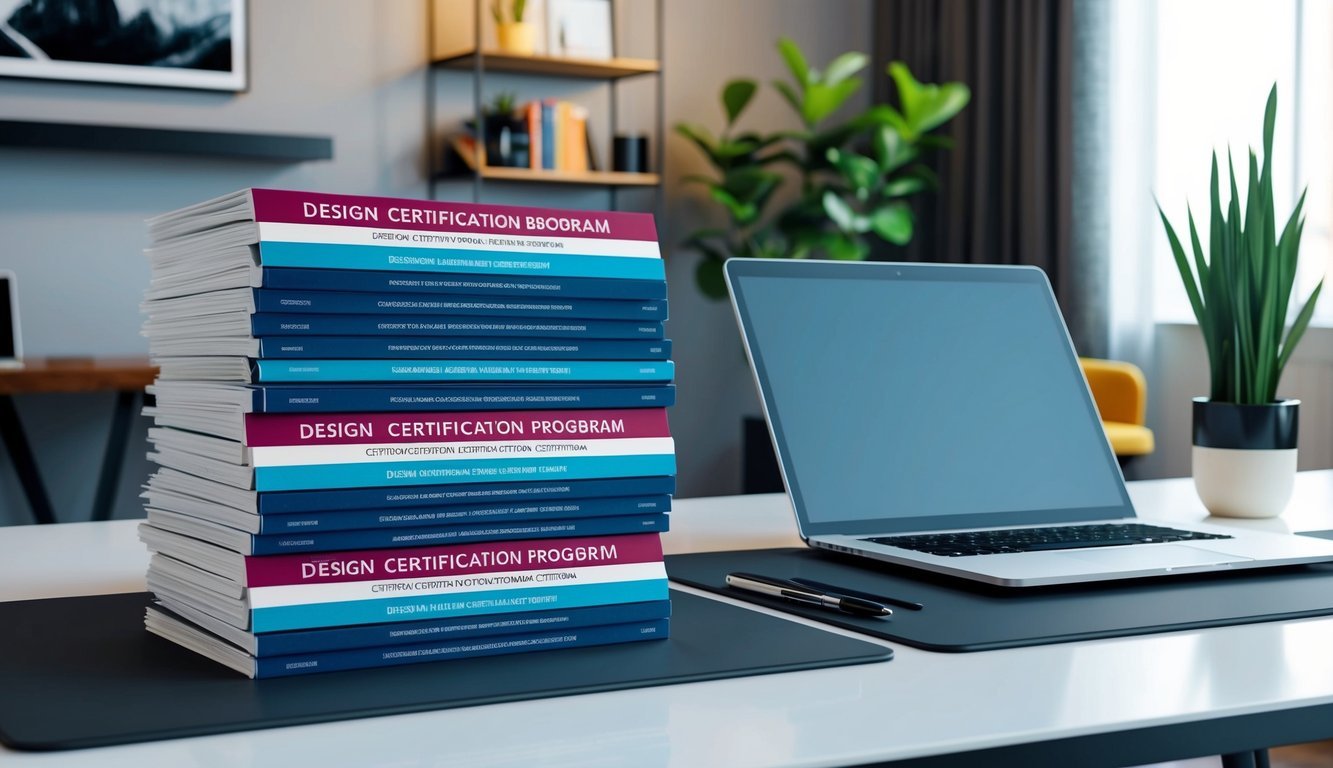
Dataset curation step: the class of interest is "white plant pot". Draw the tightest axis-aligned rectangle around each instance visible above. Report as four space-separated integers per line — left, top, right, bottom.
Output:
1191 398 1299 519
1192 445 1297 518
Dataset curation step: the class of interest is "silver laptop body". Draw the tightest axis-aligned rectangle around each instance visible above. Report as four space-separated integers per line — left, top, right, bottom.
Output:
725 259 1333 587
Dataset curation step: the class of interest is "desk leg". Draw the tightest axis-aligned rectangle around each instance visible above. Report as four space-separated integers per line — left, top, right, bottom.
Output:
91 390 138 522
0 395 57 525
1222 750 1270 768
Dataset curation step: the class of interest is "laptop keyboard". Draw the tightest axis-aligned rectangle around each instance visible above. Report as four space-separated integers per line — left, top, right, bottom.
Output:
864 524 1234 557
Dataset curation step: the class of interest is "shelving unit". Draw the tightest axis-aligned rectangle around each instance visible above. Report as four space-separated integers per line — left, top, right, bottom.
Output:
425 0 665 217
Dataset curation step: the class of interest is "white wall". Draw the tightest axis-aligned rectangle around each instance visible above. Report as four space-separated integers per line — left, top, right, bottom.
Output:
1137 325 1333 480
0 0 871 524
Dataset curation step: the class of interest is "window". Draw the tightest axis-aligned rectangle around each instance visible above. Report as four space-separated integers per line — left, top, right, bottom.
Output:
1115 0 1333 327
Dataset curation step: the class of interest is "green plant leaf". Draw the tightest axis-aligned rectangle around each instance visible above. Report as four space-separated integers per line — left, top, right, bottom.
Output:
827 147 880 199
512 0 527 22
776 37 811 86
772 80 804 123
1157 202 1207 327
820 232 869 260
888 61 971 137
871 202 913 244
822 190 856 232
674 123 723 167
722 80 758 127
802 78 863 126
1278 280 1323 375
695 256 729 300
872 126 915 173
490 0 503 25
709 186 757 226
823 52 868 85
882 176 926 197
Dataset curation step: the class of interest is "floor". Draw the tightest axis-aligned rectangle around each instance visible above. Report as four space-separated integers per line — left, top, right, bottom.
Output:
1146 741 1333 767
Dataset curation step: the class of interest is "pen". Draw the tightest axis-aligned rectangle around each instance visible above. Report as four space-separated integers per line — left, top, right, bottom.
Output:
789 577 925 611
725 572 892 617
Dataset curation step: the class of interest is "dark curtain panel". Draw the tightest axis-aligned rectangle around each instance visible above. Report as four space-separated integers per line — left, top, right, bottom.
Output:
872 0 1109 357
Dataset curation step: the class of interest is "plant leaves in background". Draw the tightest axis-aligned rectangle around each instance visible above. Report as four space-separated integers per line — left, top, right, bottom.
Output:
871 203 913 244
722 80 758 127
776 37 811 86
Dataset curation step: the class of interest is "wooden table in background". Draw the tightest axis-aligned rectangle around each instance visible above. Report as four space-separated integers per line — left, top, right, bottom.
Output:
0 357 157 525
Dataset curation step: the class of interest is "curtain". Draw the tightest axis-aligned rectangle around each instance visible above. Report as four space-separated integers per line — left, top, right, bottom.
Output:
872 0 1110 358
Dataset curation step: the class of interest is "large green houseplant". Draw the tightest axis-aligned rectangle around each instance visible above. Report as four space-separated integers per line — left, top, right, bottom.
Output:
1158 84 1323 518
676 38 970 298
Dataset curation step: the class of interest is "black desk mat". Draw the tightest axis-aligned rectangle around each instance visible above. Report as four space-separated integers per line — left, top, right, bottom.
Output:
0 590 890 751
667 537 1333 653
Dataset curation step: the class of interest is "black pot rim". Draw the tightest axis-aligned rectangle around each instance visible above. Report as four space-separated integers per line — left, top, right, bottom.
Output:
1192 397 1299 450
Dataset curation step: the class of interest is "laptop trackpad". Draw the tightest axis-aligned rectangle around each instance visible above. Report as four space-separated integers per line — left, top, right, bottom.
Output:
1060 544 1249 572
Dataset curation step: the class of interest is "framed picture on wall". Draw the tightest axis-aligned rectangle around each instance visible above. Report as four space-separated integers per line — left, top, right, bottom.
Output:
0 0 247 91
545 0 612 60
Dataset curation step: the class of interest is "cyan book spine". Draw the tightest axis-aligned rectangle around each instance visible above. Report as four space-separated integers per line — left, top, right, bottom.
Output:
252 290 668 321
253 453 679 492
251 383 676 414
255 337 672 360
248 512 670 555
256 475 678 515
253 618 669 677
253 598 672 656
256 494 672 534
259 268 669 300
251 359 676 383
249 314 666 340
256 241 666 281
250 578 671 632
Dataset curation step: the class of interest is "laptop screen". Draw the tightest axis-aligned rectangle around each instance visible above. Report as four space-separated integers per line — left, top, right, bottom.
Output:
726 261 1132 537
0 275 14 360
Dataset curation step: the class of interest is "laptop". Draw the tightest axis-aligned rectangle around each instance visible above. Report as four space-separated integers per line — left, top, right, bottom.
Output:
725 259 1333 587
0 270 21 369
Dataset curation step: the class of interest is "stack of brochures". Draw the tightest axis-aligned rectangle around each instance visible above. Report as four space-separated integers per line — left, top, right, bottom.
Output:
136 189 674 678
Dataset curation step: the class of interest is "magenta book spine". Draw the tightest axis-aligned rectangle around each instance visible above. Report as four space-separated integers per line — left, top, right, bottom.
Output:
243 408 671 447
248 189 659 241
243 531 665 588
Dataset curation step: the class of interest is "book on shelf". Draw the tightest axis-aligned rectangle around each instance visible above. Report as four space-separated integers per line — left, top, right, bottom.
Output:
144 313 667 343
144 467 677 516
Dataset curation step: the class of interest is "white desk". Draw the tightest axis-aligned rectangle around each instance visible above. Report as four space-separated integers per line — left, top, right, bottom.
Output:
3 473 1333 767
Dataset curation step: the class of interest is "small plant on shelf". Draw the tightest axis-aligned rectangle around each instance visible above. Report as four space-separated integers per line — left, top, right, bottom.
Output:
492 0 535 56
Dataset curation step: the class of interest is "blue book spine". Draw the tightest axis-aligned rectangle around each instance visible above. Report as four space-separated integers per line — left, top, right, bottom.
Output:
260 268 669 300
254 454 679 492
257 242 666 281
257 475 677 514
250 314 665 340
257 494 672 533
251 579 671 632
252 383 676 414
254 599 672 656
256 337 672 361
253 290 668 321
254 618 669 677
541 102 555 169
249 512 670 555
252 359 675 383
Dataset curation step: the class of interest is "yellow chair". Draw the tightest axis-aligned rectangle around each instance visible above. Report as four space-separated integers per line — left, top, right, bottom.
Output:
1079 358 1154 459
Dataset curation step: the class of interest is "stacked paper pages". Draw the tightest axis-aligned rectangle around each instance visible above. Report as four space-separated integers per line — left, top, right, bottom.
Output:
138 188 674 677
